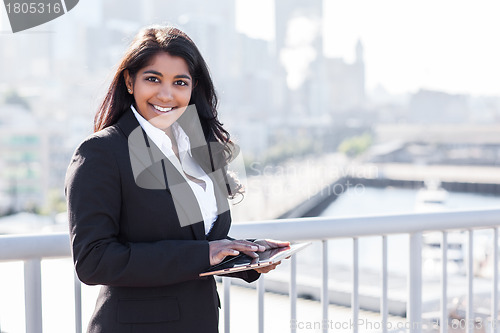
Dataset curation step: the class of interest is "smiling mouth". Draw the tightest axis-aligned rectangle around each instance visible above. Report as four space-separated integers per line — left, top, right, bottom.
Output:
152 104 174 112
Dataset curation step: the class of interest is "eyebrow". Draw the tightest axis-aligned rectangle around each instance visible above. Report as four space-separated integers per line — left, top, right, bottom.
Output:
143 70 192 80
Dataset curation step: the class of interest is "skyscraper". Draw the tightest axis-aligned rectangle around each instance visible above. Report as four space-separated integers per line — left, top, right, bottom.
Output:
325 39 366 113
274 0 326 118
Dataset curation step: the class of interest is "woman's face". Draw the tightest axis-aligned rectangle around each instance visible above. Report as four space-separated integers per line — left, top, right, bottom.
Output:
124 52 193 130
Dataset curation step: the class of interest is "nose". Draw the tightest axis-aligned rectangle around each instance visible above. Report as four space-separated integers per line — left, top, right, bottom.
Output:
157 83 173 102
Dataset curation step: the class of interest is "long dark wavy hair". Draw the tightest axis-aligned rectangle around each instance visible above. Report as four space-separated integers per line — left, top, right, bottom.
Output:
94 25 243 198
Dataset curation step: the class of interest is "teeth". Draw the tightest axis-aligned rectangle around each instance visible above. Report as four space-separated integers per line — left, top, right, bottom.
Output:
153 105 173 112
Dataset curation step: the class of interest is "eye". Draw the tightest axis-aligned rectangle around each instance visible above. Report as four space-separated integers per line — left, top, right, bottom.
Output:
145 76 160 83
175 80 188 86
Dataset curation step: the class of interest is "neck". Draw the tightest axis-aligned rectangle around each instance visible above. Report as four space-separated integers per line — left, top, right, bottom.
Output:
163 126 174 141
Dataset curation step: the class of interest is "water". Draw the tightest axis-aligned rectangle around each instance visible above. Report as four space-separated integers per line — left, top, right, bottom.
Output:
308 187 500 275
323 187 500 216
290 187 500 295
281 187 500 317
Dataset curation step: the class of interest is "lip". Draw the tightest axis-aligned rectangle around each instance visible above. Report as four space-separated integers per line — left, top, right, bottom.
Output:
150 103 175 114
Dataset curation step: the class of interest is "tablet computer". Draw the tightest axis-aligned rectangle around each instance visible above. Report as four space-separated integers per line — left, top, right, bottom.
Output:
199 242 311 277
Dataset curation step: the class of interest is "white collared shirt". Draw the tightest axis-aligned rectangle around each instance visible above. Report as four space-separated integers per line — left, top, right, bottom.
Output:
131 105 218 235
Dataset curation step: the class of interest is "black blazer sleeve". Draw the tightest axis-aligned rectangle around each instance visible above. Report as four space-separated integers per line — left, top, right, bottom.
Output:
65 135 211 287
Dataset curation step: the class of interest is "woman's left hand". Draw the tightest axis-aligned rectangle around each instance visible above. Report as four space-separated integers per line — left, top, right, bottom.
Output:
254 261 281 273
252 239 290 274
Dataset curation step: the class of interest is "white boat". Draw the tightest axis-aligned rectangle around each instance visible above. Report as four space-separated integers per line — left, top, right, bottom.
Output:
415 181 466 275
422 232 466 276
415 179 449 212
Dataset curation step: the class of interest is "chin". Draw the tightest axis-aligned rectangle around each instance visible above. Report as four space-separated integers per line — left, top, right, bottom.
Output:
150 112 180 128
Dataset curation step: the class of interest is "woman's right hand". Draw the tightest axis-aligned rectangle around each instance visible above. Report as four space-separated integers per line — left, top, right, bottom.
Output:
208 239 265 265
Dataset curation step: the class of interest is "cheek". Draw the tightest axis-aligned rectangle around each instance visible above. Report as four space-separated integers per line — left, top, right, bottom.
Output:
182 89 193 104
132 87 148 103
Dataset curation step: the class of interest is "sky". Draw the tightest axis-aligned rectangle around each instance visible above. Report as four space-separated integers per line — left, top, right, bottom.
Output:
236 0 500 96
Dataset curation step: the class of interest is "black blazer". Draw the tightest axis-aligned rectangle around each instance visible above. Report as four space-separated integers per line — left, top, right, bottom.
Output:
65 109 259 333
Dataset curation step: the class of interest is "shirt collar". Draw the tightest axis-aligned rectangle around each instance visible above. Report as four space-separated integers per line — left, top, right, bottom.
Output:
130 105 192 157
171 120 192 156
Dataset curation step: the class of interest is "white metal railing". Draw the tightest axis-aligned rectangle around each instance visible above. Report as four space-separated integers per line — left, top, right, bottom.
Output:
226 208 500 333
0 232 77 333
1 208 500 333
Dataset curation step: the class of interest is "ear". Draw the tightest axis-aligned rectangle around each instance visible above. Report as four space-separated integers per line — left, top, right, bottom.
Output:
123 69 133 91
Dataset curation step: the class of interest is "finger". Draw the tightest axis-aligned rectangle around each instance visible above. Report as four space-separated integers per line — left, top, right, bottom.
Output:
211 248 240 265
256 239 290 250
233 240 266 252
265 239 291 247
250 257 258 265
255 267 268 273
268 262 280 270
217 248 240 259
230 243 263 253
256 262 281 273
257 265 276 273
241 250 259 259
265 263 278 270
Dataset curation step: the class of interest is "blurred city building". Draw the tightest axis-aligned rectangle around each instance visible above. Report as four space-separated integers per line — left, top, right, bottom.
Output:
326 39 366 113
369 124 500 165
0 103 68 214
409 89 469 123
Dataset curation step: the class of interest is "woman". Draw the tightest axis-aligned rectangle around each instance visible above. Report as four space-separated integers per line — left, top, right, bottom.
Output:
65 25 289 332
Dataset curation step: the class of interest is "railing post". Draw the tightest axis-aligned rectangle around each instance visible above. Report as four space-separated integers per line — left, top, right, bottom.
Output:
290 255 297 333
352 238 359 333
24 259 43 333
441 232 448 333
258 275 265 333
322 240 329 333
492 228 498 333
408 232 422 333
74 272 82 333
466 230 474 333
381 235 388 333
223 277 231 333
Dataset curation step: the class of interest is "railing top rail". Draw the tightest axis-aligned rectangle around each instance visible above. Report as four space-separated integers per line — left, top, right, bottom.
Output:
0 232 70 262
230 208 500 241
1 209 500 261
